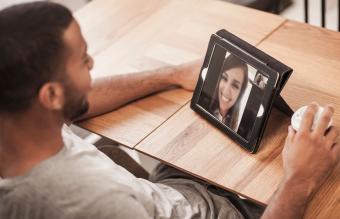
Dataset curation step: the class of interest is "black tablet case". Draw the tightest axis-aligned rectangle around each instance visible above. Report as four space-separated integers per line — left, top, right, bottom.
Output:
191 29 293 153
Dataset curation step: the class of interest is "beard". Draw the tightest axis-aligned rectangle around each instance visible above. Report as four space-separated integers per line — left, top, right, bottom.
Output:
62 83 89 121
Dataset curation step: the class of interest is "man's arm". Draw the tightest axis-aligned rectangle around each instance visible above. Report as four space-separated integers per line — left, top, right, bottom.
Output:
76 60 202 121
262 103 340 219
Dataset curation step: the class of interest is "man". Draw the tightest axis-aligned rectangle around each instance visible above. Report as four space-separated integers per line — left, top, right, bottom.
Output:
0 2 339 219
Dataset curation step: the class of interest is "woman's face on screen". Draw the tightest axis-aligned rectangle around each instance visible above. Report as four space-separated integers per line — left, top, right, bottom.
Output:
218 67 245 117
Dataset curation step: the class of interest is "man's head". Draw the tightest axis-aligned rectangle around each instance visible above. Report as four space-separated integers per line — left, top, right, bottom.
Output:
0 1 93 121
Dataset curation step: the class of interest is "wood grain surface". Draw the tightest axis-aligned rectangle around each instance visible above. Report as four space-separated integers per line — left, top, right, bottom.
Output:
74 0 285 148
136 20 340 218
136 103 288 204
75 0 285 77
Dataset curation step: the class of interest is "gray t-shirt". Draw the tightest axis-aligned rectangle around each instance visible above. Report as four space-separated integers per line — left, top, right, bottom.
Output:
0 125 243 219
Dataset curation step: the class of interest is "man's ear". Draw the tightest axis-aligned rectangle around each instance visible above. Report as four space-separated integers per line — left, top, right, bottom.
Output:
38 82 65 110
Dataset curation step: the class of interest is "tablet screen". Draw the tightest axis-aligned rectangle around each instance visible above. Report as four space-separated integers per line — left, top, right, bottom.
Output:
197 43 270 141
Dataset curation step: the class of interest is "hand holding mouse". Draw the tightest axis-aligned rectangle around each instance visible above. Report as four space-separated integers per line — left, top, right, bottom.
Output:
283 103 339 196
291 105 333 131
262 103 339 219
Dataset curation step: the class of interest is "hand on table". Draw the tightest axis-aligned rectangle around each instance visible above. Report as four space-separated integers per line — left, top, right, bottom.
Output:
173 59 203 91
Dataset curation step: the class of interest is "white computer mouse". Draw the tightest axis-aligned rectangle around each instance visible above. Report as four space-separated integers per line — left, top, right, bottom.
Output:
291 105 333 131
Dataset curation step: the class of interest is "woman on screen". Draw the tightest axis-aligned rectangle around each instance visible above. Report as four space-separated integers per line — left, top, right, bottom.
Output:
209 54 248 131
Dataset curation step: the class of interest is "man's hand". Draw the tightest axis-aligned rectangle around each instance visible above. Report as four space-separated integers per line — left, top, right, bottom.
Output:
262 103 339 219
282 103 339 193
172 59 203 91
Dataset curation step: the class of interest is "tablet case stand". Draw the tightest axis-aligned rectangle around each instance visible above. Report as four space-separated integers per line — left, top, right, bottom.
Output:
274 94 293 117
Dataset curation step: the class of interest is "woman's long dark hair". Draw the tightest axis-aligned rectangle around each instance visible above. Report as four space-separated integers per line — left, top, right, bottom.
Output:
209 54 248 130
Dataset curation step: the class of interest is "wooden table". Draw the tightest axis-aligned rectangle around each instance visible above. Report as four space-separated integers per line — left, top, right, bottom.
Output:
75 0 340 218
75 0 285 148
136 21 340 218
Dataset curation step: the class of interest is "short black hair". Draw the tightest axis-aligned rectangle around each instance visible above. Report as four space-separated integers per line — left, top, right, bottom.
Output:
0 1 73 113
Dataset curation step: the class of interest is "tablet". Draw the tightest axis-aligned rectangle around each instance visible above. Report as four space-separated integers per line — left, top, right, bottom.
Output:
191 29 292 153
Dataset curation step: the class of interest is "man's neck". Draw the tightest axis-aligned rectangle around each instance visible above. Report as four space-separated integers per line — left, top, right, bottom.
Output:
0 111 65 178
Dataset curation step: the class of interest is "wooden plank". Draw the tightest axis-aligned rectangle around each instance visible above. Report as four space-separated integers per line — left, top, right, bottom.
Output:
136 103 288 204
78 89 191 147
74 0 286 148
75 0 286 77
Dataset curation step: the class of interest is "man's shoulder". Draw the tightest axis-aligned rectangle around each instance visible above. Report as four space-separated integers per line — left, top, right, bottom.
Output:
0 179 63 218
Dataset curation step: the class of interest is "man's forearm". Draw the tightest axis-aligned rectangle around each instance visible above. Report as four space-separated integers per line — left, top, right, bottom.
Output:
80 66 180 120
261 177 315 219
